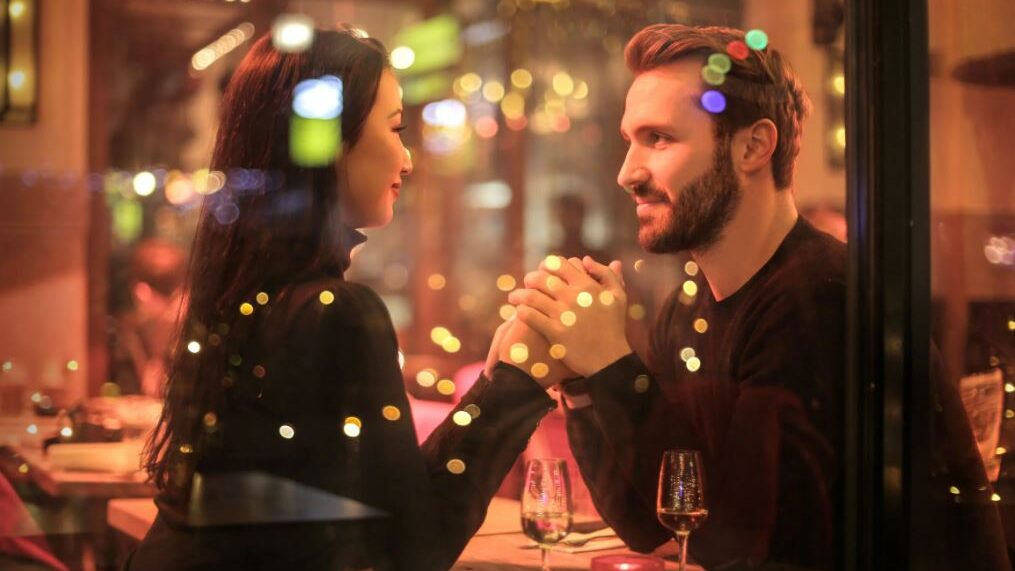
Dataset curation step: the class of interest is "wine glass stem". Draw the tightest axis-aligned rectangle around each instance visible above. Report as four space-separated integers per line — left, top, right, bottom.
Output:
541 546 551 571
675 531 690 571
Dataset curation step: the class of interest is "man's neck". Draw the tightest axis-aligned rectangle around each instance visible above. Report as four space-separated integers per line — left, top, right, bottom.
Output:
691 186 799 302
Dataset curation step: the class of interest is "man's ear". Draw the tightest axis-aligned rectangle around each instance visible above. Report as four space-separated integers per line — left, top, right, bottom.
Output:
731 118 778 177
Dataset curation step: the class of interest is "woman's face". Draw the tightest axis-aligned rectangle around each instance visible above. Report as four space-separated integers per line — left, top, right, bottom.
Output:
338 70 413 228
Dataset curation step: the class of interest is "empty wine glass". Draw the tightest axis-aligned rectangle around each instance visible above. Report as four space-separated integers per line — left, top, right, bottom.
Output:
521 458 573 571
657 449 708 571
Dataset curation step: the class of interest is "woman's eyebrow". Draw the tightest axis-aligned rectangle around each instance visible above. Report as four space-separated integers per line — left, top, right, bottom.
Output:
388 109 403 119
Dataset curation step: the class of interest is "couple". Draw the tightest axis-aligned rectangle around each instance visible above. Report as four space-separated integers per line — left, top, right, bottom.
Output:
125 22 992 571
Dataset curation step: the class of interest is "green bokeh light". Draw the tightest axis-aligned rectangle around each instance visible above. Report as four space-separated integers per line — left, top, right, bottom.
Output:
290 116 342 167
745 29 768 51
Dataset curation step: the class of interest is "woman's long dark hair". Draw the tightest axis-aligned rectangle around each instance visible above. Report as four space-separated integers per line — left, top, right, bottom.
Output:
143 27 390 496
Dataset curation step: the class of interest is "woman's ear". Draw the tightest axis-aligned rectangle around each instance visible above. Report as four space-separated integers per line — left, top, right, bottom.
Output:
731 118 779 177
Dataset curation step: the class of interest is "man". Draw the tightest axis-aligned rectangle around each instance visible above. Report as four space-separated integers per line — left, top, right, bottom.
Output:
498 23 1008 571
501 24 841 569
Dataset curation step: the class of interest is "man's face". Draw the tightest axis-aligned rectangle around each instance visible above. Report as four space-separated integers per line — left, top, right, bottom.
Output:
618 59 742 254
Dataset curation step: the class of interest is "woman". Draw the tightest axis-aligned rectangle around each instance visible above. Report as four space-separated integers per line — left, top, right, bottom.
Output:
127 27 559 571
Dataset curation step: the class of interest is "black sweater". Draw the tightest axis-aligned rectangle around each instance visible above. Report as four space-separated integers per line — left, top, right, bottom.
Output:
127 276 555 571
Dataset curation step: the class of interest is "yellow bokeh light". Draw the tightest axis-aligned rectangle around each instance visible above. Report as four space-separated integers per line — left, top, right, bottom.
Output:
452 411 473 426
997 447 1008 456
572 80 589 99
497 274 517 291
279 424 295 439
992 493 1002 502
187 341 201 354
464 404 481 418
510 68 533 89
1008 319 1015 331
949 486 960 495
693 318 709 334
459 72 482 93
66 360 79 371
343 422 361 438
382 405 401 421
682 281 698 296
499 304 517 320
428 273 447 290
576 292 593 308
319 290 335 305
1006 383 1015 394
560 310 577 327
634 374 650 393
17 463 28 474
684 261 699 276
437 379 457 395
552 72 574 96
549 344 567 360
441 337 462 353
446 458 467 474
832 74 846 95
179 443 194 454
546 275 564 291
628 304 646 320
203 412 218 427
501 92 526 119
9 2 26 19
634 259 645 272
482 80 506 103
835 126 847 148
133 171 156 197
531 362 550 379
431 326 451 344
544 255 562 271
686 357 701 372
256 292 269 305
599 291 615 306
1007 409 1015 419
679 347 696 362
416 369 437 387
509 343 530 364
240 302 254 315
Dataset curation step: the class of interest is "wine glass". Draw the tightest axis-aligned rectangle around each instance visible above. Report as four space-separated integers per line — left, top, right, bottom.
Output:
521 458 573 571
657 449 708 571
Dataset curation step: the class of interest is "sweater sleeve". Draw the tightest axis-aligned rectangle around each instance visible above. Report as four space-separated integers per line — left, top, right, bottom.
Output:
318 281 554 570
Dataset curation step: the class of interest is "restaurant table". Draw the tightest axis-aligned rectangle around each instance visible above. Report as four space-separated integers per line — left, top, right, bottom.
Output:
107 496 696 570
5 444 154 498
1 441 155 570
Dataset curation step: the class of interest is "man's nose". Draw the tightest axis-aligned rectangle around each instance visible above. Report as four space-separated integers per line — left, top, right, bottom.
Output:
617 148 649 191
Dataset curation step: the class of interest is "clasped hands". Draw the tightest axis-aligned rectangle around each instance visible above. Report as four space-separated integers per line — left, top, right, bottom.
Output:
484 255 633 389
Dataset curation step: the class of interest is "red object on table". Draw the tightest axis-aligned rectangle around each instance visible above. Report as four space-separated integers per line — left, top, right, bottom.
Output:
591 553 666 571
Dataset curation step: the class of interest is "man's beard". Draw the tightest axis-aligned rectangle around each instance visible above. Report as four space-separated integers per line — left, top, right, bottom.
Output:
634 140 742 254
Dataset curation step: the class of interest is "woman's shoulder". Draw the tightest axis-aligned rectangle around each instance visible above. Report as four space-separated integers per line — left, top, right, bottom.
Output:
273 277 392 335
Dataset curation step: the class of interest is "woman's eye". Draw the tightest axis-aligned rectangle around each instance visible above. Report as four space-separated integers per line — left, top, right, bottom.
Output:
393 124 408 133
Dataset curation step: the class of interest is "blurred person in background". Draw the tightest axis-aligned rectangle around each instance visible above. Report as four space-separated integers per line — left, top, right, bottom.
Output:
109 238 187 397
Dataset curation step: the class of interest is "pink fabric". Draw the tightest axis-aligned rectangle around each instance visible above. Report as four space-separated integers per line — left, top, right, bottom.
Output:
0 474 69 571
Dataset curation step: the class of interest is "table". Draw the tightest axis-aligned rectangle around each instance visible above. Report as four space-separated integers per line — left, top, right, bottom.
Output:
107 496 693 570
6 445 154 498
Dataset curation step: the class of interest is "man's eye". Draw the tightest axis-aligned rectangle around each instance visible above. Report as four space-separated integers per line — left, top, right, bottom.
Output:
648 132 669 144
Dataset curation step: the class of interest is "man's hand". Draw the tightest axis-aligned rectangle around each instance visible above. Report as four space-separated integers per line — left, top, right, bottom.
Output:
496 317 575 389
507 256 632 377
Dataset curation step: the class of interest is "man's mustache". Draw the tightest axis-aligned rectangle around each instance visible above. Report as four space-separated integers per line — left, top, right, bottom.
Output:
630 182 669 202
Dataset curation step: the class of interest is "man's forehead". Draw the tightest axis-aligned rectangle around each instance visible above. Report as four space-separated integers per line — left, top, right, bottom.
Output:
622 63 704 129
